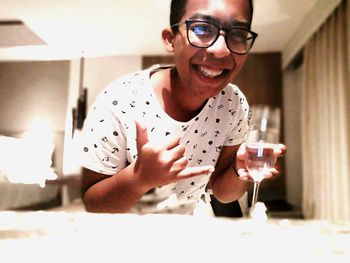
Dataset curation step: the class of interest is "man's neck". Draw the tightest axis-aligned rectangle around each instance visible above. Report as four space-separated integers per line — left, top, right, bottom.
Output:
150 68 207 122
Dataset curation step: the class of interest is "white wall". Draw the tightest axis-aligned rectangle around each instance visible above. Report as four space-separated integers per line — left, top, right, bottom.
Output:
84 55 142 108
0 61 70 133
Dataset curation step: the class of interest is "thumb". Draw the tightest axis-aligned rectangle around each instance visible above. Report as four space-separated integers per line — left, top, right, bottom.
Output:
236 142 246 160
135 120 149 153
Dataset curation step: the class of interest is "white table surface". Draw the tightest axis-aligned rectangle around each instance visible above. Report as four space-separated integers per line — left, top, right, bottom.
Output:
0 210 349 263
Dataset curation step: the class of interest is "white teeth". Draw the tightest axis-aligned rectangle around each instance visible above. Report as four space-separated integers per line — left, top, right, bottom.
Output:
199 66 223 78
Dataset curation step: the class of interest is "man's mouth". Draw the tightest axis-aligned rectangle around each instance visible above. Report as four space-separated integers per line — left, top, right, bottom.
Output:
198 65 226 78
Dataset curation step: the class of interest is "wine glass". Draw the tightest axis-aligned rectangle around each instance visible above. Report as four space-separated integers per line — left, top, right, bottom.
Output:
245 105 281 217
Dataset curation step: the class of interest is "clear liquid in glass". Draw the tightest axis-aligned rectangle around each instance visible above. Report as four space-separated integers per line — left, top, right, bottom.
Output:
245 142 277 182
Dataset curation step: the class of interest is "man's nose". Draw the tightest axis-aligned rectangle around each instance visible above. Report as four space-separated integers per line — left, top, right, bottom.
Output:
206 34 231 58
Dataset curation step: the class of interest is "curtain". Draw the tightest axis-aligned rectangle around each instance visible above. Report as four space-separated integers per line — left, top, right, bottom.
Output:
301 0 350 221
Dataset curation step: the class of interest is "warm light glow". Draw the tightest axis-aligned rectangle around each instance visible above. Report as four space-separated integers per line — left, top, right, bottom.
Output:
0 117 57 187
24 117 54 143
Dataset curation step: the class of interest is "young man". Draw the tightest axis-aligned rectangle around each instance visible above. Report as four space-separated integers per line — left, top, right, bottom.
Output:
80 0 284 215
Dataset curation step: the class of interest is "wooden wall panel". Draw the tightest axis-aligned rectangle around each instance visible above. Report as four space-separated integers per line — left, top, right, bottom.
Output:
142 55 174 69
234 53 283 107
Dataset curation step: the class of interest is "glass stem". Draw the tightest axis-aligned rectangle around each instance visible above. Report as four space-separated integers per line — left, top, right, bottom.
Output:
251 180 261 209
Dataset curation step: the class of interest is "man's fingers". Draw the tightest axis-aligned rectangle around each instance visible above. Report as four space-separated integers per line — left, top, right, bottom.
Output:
165 143 186 162
236 142 247 159
135 120 149 153
165 136 181 150
169 157 189 174
177 165 215 178
275 143 286 156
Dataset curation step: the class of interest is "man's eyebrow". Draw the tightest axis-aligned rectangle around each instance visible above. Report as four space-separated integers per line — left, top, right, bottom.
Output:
188 13 250 29
189 14 220 24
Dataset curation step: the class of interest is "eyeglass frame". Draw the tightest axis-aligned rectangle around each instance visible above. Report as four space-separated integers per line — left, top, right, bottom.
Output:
171 19 258 55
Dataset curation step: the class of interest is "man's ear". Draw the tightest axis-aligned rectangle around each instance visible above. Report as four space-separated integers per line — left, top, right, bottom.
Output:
162 28 175 52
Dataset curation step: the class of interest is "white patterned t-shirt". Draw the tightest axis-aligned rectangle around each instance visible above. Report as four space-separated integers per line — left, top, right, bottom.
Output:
80 66 250 214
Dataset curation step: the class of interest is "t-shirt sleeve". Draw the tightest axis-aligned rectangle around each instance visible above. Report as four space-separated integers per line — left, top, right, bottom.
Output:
79 93 129 176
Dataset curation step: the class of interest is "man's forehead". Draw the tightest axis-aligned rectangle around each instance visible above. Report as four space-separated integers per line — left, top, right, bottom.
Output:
184 0 251 24
189 13 250 28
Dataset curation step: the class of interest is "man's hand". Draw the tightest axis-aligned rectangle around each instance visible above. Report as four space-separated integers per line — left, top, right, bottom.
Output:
134 121 214 189
235 142 286 182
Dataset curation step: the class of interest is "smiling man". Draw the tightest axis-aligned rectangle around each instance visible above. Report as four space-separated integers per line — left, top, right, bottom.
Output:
79 0 282 215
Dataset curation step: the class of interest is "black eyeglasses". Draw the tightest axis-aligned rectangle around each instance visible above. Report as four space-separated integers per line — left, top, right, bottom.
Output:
171 20 258 55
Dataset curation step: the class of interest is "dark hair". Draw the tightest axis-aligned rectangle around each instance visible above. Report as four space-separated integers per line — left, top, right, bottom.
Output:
170 0 188 31
170 0 254 32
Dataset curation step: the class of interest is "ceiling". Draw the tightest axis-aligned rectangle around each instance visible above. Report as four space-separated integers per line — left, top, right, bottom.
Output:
0 0 319 61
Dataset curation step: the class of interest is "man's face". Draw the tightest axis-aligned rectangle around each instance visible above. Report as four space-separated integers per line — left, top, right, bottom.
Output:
172 0 251 100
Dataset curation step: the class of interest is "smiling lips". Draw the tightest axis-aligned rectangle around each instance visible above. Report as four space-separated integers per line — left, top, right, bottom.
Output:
198 65 226 78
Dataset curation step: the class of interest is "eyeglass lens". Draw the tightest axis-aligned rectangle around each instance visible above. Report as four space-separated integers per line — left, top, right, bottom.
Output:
187 21 254 54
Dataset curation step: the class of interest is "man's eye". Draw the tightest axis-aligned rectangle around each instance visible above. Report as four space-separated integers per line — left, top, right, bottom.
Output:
192 25 211 35
230 30 248 40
